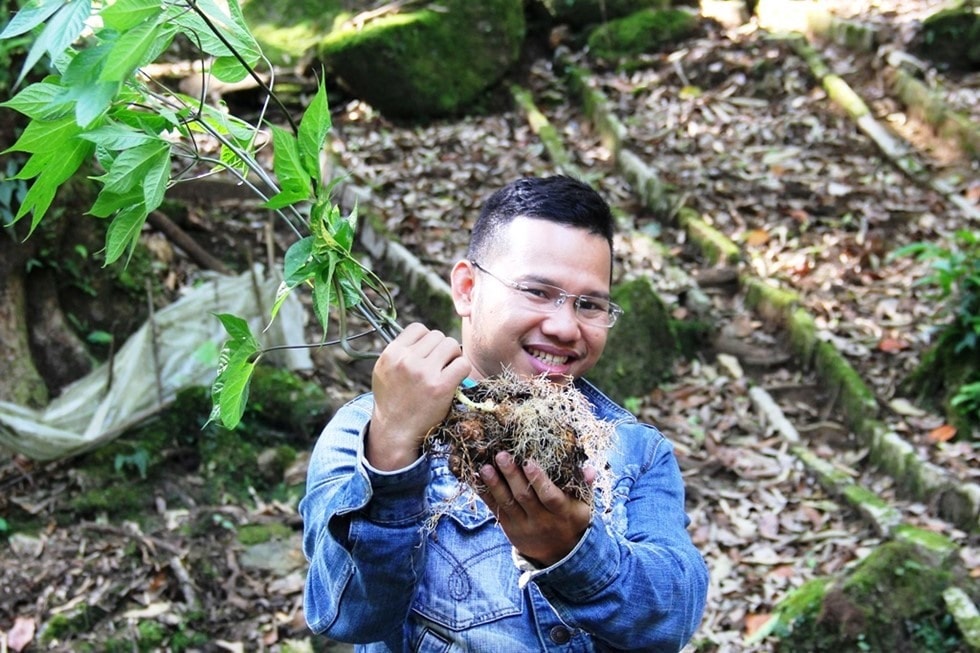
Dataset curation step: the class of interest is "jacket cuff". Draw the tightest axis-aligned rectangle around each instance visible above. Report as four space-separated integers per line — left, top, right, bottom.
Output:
525 521 621 600
359 426 429 523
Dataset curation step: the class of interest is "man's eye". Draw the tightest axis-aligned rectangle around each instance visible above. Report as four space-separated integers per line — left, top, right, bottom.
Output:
521 285 554 301
577 298 607 314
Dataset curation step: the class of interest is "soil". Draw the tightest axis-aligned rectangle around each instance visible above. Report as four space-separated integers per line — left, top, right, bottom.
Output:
1 1 978 652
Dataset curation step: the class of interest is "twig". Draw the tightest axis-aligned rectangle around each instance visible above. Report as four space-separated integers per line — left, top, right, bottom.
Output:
146 280 164 406
147 210 230 274
169 555 200 611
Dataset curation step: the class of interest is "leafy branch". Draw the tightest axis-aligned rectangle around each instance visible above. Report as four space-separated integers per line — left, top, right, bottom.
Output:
1 0 402 430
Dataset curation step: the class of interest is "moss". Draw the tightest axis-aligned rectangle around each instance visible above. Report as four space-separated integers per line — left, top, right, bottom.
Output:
812 340 879 431
136 620 168 651
587 9 699 61
237 521 293 545
242 0 345 63
676 207 741 265
319 0 525 119
39 605 100 645
588 277 679 404
775 540 967 651
69 483 151 518
541 0 671 29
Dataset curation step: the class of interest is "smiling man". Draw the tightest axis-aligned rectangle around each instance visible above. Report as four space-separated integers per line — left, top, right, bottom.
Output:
300 175 708 651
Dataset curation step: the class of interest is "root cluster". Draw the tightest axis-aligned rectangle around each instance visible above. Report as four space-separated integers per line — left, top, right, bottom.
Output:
424 370 615 507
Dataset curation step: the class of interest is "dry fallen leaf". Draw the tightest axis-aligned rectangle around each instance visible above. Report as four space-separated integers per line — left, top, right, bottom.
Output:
927 424 957 443
7 616 36 653
877 337 909 353
745 612 774 637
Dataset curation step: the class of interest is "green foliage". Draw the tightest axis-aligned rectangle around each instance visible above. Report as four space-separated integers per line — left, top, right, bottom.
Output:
1 0 402 430
892 230 980 423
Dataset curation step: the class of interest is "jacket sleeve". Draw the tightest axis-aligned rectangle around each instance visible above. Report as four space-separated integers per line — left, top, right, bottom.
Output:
527 425 709 651
298 396 430 642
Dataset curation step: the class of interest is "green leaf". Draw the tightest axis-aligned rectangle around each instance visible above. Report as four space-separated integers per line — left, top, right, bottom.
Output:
312 264 336 338
283 236 315 285
104 204 148 265
0 0 64 39
89 187 144 218
3 114 78 155
1 81 73 120
16 0 92 88
140 141 171 211
165 0 260 73
208 313 261 429
99 0 161 31
99 17 161 82
96 140 170 194
297 81 331 181
80 123 156 150
265 125 311 207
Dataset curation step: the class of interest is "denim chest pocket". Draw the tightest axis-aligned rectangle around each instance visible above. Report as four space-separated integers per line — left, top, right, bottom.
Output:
414 473 524 631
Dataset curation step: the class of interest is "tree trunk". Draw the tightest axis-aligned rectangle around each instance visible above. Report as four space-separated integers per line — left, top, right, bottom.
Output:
0 231 49 407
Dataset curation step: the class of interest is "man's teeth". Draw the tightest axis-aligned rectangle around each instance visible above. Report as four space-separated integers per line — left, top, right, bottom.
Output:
530 349 569 366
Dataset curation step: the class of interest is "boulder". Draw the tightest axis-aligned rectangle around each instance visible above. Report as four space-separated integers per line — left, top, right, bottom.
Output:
587 8 700 60
915 1 980 70
318 0 525 120
587 276 679 404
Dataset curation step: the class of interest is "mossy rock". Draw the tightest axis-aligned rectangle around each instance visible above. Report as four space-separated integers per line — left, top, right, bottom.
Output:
317 0 525 120
916 1 980 70
587 8 700 61
539 0 671 29
587 276 678 404
241 0 347 64
771 539 974 651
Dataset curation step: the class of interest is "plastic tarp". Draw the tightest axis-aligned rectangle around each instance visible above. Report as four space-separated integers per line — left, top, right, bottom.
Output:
0 265 312 461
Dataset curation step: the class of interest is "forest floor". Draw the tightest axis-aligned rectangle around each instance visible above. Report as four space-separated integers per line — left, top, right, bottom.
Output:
1 0 978 651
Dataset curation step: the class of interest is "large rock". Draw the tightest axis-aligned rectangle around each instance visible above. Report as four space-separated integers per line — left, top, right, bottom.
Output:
587 8 699 60
915 1 980 70
587 276 679 404
318 0 525 120
539 0 671 29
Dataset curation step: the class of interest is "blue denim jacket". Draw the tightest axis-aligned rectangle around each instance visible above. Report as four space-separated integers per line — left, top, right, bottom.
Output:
300 379 708 652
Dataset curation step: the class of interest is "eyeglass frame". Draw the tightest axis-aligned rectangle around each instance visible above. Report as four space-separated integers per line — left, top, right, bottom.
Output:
469 260 623 328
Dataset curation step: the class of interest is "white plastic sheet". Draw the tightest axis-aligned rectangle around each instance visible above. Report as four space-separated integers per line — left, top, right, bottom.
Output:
0 265 311 461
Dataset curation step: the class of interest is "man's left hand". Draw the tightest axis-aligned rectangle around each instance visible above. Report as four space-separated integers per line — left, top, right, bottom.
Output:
478 451 595 567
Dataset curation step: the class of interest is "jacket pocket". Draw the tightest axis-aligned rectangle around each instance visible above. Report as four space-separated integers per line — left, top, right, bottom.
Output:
412 516 524 630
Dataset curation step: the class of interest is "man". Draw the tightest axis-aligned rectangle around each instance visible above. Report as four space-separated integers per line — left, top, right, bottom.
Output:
300 176 708 651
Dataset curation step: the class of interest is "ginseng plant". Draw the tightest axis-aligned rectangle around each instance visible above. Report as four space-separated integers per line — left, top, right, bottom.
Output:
1 0 614 504
1 0 400 431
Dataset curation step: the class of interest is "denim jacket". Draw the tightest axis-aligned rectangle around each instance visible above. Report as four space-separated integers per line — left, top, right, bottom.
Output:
300 379 708 652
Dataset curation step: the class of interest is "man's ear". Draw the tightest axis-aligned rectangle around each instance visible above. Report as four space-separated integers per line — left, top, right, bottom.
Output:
450 260 476 317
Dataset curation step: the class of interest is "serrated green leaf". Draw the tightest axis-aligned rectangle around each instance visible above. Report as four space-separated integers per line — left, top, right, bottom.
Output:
283 236 315 285
312 264 336 338
79 123 156 150
104 204 147 265
1 81 73 120
99 17 161 82
9 127 94 232
1 0 64 39
211 56 249 84
298 81 331 181
3 114 77 155
209 313 261 429
99 0 161 31
269 124 309 197
141 141 171 210
97 140 169 194
89 187 144 218
16 0 92 88
165 0 259 67
74 81 118 127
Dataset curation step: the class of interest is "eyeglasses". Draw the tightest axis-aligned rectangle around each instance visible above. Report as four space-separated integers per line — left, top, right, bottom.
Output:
471 260 623 328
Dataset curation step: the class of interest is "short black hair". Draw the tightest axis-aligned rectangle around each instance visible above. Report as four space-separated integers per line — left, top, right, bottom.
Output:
467 176 614 262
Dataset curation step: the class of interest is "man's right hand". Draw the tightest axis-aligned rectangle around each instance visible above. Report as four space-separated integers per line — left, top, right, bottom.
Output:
366 323 471 471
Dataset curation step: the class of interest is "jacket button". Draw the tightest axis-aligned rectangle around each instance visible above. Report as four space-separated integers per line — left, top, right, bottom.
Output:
550 625 571 644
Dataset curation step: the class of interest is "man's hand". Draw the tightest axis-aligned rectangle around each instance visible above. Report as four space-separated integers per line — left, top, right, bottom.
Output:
367 323 471 471
478 451 596 567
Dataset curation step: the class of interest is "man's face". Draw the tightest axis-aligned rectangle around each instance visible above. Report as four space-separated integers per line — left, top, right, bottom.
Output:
452 217 612 383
